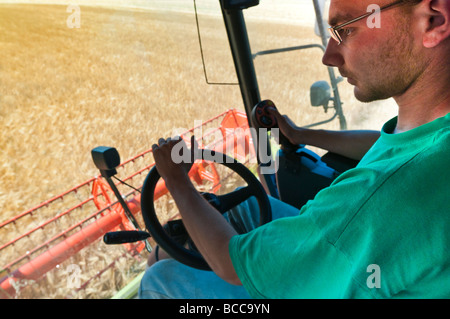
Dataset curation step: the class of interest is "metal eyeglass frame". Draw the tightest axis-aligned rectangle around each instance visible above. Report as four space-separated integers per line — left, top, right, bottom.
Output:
328 0 405 45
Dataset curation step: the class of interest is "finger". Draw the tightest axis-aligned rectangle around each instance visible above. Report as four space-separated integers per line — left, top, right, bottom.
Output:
266 106 277 113
267 108 288 127
267 107 284 122
158 138 166 146
266 106 280 117
152 143 159 152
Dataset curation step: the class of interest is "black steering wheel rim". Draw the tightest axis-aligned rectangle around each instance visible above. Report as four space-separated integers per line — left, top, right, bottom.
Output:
140 149 271 270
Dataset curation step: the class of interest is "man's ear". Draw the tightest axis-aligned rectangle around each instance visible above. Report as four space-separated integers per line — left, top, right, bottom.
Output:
420 0 450 48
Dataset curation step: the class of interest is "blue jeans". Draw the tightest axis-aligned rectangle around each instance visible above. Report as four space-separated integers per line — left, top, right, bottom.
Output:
138 195 299 299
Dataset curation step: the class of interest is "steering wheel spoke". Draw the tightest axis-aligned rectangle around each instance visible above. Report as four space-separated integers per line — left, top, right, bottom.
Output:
211 186 253 213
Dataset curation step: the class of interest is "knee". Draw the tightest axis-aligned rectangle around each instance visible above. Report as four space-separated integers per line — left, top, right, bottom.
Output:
139 260 174 299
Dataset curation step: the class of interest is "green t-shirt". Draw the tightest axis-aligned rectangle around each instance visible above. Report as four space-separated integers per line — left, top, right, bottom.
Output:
229 113 450 298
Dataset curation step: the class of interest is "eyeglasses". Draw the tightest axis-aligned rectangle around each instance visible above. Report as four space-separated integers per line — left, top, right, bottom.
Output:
328 0 405 45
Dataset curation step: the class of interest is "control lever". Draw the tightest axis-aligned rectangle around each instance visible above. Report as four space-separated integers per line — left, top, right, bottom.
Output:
103 231 150 245
91 146 141 230
92 146 152 252
251 100 299 153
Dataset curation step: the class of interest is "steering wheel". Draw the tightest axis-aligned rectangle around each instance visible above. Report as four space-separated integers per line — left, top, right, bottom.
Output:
140 149 272 271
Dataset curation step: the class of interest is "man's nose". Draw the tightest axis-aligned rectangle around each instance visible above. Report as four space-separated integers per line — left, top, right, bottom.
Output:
322 39 344 68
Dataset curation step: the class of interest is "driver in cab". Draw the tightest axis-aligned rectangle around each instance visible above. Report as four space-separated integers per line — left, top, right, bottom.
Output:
139 0 450 298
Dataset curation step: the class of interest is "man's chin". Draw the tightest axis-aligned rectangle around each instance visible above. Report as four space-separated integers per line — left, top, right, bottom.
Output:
353 87 371 103
353 86 386 103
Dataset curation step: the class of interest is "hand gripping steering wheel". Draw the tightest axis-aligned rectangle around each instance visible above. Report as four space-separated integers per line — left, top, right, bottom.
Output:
140 149 272 271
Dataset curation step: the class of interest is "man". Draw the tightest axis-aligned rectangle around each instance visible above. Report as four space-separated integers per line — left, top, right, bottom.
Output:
139 0 450 298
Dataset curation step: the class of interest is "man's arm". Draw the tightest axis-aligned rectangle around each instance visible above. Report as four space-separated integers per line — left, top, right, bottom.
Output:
268 108 380 160
152 137 241 285
296 129 380 160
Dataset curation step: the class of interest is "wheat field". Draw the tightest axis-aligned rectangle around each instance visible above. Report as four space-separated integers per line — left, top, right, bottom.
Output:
0 3 397 298
0 3 397 217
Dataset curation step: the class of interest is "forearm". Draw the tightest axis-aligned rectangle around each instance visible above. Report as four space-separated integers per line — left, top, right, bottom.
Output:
294 128 380 161
165 175 241 285
269 108 380 160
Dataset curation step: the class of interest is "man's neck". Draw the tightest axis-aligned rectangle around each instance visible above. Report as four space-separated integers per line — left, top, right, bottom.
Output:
393 97 450 133
393 57 450 133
